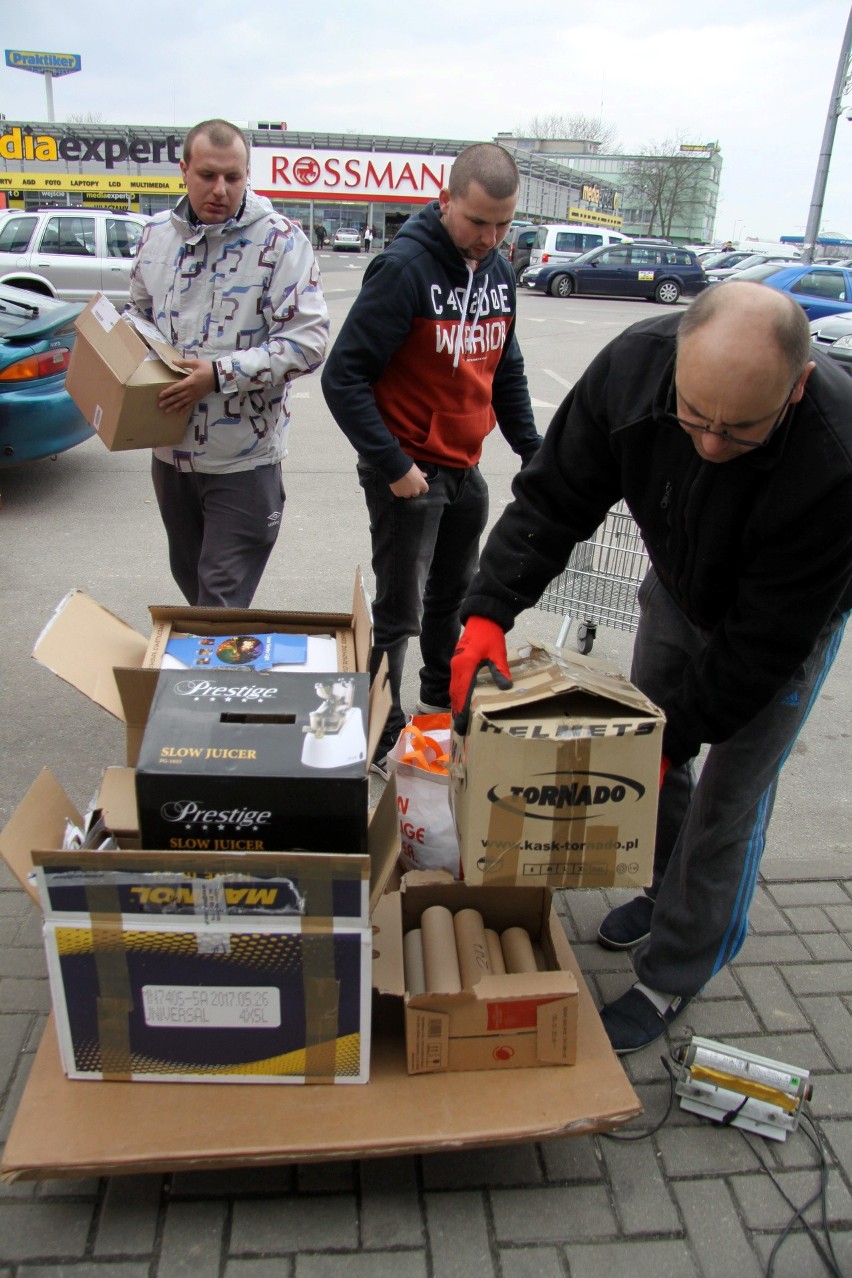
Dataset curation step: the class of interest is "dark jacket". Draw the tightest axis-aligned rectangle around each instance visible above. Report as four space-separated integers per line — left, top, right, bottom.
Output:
321 201 541 483
463 311 852 766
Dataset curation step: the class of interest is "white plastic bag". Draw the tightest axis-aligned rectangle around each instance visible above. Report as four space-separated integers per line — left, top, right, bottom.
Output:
386 713 461 878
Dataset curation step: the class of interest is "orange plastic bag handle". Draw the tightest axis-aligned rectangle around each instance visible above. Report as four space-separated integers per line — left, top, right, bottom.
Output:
398 725 449 775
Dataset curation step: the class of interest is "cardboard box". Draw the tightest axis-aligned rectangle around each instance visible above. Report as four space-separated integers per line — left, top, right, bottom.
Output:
373 876 578 1074
31 571 386 771
65 293 191 451
5 769 401 1087
95 766 140 848
451 645 665 890
0 770 641 1179
135 669 372 854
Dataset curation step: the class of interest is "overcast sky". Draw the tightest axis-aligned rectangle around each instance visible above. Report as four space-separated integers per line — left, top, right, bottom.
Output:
2 0 850 242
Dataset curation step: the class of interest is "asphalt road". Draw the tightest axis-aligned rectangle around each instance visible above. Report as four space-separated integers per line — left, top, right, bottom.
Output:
1 250 849 868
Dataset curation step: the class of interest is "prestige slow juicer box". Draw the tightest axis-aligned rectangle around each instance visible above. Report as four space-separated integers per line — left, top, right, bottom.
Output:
135 669 371 854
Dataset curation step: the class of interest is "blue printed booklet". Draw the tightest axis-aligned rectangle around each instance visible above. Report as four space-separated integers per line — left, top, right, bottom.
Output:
163 633 308 671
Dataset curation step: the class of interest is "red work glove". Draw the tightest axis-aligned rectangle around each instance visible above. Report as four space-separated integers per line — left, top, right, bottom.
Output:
450 616 512 733
660 755 672 789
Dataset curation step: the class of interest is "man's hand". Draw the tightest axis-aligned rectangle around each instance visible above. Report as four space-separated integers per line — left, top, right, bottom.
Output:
158 358 216 413
450 616 512 732
390 464 429 498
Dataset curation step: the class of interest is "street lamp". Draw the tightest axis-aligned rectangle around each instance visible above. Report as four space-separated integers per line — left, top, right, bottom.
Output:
732 218 745 242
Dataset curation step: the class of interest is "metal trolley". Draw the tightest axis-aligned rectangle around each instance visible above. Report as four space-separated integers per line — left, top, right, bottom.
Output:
536 500 650 653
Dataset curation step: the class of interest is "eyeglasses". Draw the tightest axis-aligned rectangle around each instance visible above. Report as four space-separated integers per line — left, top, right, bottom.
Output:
663 380 795 449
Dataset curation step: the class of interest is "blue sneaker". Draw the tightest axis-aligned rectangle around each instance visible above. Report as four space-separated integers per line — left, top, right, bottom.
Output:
597 895 654 950
600 984 692 1055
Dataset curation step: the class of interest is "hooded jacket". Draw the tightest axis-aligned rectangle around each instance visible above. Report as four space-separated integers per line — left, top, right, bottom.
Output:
321 201 541 482
464 311 852 766
127 190 330 474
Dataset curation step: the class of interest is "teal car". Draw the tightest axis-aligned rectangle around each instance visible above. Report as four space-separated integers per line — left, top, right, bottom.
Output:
0 284 92 467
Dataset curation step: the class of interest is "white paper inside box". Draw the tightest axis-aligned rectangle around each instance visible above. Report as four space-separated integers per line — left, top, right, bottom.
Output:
372 875 578 1075
450 644 665 891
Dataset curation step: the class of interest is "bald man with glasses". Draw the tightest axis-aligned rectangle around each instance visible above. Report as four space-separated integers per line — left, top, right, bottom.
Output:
450 280 852 1055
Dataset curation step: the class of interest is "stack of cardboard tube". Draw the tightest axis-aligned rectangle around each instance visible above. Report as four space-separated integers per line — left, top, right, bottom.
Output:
403 905 548 995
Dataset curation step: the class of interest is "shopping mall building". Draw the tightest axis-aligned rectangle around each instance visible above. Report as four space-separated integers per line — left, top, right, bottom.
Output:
0 120 633 243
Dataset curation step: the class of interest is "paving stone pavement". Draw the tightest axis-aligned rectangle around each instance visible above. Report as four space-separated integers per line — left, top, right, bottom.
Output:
1 858 850 1277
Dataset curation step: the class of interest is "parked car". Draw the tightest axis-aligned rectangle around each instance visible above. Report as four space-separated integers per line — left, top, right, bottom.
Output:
705 252 801 283
499 224 539 280
701 250 774 272
809 312 852 369
0 208 147 304
0 283 93 467
332 226 364 252
522 242 708 304
723 261 852 320
528 223 631 270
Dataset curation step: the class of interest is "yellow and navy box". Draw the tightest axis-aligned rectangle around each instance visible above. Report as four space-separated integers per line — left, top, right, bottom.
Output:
135 669 371 854
32 846 375 1085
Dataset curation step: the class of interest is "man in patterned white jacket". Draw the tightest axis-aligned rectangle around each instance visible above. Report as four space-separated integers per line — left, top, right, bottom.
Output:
126 118 330 607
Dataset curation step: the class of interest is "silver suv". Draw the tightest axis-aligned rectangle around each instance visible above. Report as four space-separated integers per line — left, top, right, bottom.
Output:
0 208 147 304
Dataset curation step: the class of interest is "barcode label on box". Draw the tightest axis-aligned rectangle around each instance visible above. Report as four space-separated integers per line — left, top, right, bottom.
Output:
142 985 281 1029
408 1009 448 1073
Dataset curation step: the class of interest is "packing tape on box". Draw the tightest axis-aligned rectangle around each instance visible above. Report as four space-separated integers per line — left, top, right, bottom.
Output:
86 883 134 1081
482 790 526 885
297 863 342 1083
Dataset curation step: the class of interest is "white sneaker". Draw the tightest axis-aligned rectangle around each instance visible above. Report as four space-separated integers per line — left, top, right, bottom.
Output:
416 700 450 715
369 756 389 782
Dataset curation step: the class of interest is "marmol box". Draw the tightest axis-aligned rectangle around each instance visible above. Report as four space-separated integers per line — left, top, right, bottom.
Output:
136 669 371 853
451 645 665 890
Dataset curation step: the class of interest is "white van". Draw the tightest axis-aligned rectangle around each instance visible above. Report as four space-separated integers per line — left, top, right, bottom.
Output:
529 224 631 270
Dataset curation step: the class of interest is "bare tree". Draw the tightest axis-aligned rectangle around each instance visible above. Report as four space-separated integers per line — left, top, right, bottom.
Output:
66 111 105 124
516 112 620 151
623 138 709 237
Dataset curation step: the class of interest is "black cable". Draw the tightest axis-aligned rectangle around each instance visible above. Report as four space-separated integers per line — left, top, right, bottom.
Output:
738 1107 845 1278
600 1054 677 1141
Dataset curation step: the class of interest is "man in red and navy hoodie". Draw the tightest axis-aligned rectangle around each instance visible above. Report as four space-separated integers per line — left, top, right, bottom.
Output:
321 143 541 775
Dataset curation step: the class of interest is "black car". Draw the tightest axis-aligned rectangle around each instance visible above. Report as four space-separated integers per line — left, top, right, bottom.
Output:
499 224 538 280
522 242 708 304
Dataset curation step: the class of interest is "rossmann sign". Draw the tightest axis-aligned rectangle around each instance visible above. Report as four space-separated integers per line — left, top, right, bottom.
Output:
250 147 456 204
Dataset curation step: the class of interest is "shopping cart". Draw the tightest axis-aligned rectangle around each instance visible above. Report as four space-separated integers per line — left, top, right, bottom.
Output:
535 500 650 653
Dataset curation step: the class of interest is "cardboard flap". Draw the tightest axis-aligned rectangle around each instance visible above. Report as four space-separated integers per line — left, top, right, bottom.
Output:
472 644 663 722
366 653 392 766
368 776 402 915
124 313 188 374
0 769 80 904
351 566 373 672
372 890 405 996
113 666 159 765
74 295 146 383
32 592 148 722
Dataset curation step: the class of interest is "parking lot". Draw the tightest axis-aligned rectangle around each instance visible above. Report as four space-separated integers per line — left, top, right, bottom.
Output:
1 256 850 1273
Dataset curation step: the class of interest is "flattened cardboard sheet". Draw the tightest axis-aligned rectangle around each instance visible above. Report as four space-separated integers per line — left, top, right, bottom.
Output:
1 943 639 1181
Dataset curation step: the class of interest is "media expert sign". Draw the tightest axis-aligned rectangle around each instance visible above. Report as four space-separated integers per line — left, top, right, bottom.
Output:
5 50 81 76
0 173 185 194
250 148 457 204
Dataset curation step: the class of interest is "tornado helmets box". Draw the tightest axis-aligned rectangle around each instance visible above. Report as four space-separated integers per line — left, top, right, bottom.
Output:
135 669 371 854
450 645 665 890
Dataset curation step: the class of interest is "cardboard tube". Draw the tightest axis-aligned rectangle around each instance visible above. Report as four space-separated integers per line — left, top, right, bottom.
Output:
421 905 462 993
453 908 492 989
403 928 427 996
532 942 549 972
501 926 538 974
485 928 506 975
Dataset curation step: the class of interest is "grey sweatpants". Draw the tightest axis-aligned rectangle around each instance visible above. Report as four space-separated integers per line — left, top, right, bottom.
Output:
629 567 847 997
152 458 285 607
